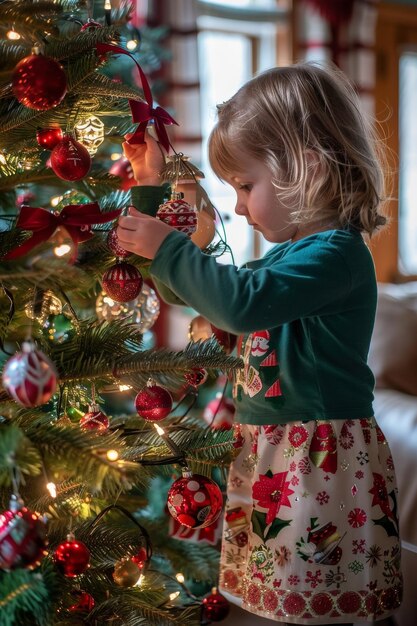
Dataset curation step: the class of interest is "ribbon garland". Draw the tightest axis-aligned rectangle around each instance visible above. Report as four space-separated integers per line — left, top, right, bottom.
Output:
3 202 122 263
96 42 178 152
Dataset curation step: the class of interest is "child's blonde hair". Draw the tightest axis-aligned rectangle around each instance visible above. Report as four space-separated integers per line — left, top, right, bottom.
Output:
209 62 386 236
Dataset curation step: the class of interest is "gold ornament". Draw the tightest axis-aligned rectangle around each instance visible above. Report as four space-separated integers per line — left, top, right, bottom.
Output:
96 284 160 332
25 289 62 324
113 557 142 587
74 116 105 155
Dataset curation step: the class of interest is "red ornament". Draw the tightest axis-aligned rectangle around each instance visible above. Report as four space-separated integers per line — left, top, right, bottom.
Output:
80 19 102 32
69 590 95 613
167 470 223 529
135 384 173 421
16 190 35 207
131 546 149 570
202 588 230 622
53 533 90 577
109 158 135 190
107 226 130 258
203 393 235 431
36 127 64 150
102 262 143 303
156 196 197 236
2 341 58 407
12 53 67 111
184 367 208 388
0 495 48 570
50 136 91 181
79 404 110 433
189 315 237 354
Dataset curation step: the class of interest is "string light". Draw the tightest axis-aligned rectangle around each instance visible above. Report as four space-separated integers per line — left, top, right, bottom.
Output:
134 573 144 587
110 152 122 161
50 195 63 207
175 573 185 584
54 244 71 257
118 384 131 391
46 482 57 498
169 591 180 602
106 449 119 461
7 29 20 40
126 39 138 51
154 423 165 436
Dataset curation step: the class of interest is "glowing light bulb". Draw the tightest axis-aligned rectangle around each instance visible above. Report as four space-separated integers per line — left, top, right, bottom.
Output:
110 152 122 161
176 573 185 584
106 449 119 461
54 244 71 257
126 39 138 51
7 29 21 40
169 591 180 601
118 384 131 391
51 195 63 207
46 482 57 498
154 423 165 436
134 573 144 587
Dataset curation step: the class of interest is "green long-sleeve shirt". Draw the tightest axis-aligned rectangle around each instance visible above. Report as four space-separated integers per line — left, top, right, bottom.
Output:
133 186 377 425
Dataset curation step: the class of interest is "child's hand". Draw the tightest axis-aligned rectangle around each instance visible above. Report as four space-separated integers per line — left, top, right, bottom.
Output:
122 130 166 185
117 206 174 259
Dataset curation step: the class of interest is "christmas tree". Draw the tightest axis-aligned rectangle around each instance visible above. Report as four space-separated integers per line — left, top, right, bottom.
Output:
0 1 241 624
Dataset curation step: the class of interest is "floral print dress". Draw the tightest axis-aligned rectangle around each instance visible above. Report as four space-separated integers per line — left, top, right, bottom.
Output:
219 418 403 624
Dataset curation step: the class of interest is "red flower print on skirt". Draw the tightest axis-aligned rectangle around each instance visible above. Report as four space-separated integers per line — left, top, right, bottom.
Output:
252 470 294 525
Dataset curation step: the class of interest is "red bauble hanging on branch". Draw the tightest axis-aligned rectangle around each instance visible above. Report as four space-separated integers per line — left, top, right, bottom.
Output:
202 588 230 622
79 404 110 433
102 261 143 303
0 495 48 570
36 126 64 150
167 469 223 529
2 341 58 407
109 158 136 190
50 136 91 181
53 533 90 577
68 590 95 614
107 226 131 258
135 384 173 421
12 51 67 111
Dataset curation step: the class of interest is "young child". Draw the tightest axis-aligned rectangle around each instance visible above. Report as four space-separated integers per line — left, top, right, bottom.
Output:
117 63 402 625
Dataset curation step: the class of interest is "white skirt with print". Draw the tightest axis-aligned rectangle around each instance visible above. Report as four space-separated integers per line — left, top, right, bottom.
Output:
219 418 403 624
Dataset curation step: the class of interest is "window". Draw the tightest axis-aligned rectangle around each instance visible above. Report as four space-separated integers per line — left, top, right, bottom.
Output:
197 0 290 266
399 51 417 274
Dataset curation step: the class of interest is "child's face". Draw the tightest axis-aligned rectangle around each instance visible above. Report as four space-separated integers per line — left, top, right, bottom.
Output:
226 153 297 243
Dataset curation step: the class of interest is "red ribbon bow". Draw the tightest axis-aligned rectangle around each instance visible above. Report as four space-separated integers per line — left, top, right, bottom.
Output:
96 42 178 152
4 202 122 263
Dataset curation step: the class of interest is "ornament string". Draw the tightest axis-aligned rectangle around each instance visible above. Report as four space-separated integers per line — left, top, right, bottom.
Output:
96 43 178 152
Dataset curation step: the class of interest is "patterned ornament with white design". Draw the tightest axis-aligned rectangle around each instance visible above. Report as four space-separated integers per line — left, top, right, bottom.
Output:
79 403 110 433
102 261 143 303
50 135 91 181
0 494 48 570
2 341 58 407
156 192 197 236
167 469 223 529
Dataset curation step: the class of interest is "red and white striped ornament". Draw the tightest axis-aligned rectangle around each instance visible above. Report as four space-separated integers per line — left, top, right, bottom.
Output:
102 261 143 303
79 404 110 433
2 342 57 407
156 193 197 236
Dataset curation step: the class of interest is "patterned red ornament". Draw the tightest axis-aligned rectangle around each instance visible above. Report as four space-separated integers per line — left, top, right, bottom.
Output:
36 127 63 150
69 590 95 613
2 341 58 407
53 533 90 577
156 196 197 236
184 367 208 388
107 226 130 258
102 262 143 303
12 53 67 110
50 136 91 181
203 393 235 430
167 470 223 529
202 588 230 622
79 404 110 433
135 384 173 421
0 495 48 570
131 546 149 570
109 157 135 190
188 315 237 354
